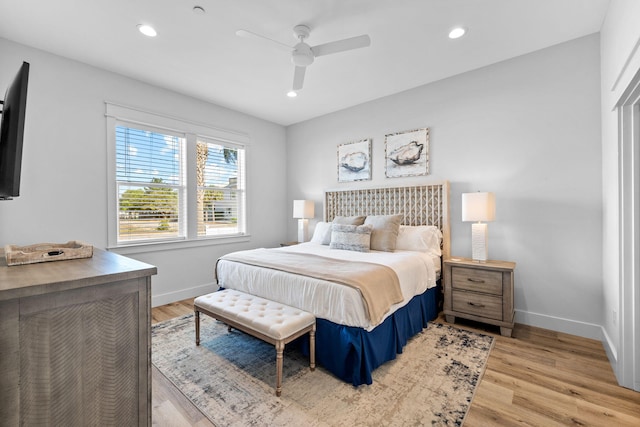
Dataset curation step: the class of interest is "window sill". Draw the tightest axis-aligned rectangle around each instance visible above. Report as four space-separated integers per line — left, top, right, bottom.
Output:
108 234 251 255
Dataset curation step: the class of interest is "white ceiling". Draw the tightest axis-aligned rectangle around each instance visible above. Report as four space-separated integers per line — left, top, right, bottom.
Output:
0 0 610 126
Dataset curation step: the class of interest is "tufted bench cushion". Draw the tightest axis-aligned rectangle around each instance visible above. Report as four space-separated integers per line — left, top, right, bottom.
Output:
194 289 316 396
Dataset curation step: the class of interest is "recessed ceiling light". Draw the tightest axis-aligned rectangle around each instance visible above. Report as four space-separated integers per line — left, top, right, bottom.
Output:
287 90 298 98
137 24 157 37
448 27 466 39
193 6 205 15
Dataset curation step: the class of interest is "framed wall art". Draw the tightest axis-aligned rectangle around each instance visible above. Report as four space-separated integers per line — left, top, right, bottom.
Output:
338 138 372 182
385 128 429 178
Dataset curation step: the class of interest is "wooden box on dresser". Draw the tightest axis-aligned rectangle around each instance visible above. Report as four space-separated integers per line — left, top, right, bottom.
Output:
0 248 157 426
443 257 516 337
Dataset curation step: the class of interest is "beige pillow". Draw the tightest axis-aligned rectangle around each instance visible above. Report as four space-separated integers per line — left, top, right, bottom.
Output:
332 215 366 225
364 214 403 252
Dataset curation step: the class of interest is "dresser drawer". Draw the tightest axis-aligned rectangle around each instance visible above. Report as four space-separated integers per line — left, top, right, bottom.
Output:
452 290 503 320
451 266 503 295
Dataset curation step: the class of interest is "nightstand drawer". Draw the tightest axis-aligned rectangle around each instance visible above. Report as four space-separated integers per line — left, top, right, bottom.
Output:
451 266 503 295
452 290 503 320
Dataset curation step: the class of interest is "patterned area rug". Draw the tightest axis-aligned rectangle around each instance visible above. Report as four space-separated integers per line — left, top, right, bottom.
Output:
152 315 494 427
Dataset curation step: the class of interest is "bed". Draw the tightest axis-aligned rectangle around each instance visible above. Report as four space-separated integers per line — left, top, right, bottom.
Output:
215 182 450 386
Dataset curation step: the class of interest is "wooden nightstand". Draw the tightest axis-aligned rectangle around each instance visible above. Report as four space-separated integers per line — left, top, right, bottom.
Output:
279 241 299 247
443 257 516 337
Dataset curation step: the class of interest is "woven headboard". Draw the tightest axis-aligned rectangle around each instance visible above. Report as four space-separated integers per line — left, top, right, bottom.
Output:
324 181 450 259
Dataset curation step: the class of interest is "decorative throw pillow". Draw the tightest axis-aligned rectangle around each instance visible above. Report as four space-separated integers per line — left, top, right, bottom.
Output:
396 225 443 256
329 223 373 252
332 215 366 225
364 214 403 252
310 221 332 245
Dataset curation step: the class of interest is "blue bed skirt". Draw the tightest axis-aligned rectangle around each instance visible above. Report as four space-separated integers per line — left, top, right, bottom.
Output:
301 284 441 386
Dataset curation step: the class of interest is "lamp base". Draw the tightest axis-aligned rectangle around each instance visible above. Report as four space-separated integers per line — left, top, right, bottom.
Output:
471 222 488 262
297 218 309 243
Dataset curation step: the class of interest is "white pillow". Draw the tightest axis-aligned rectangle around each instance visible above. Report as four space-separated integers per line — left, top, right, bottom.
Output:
396 225 442 256
330 223 373 252
310 221 332 245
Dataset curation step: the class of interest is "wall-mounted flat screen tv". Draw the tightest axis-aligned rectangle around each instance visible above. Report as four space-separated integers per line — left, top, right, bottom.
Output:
0 61 30 200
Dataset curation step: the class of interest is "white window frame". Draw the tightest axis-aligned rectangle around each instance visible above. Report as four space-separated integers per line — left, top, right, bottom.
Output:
194 136 247 239
106 102 251 254
115 122 187 244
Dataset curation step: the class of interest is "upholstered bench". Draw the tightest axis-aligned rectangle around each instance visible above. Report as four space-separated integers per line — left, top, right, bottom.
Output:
194 289 316 396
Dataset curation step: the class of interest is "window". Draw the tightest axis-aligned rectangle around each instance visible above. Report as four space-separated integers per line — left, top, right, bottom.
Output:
106 103 249 250
196 138 246 238
116 125 186 243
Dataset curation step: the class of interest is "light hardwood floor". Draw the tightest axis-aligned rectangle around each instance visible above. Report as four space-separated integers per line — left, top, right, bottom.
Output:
151 299 640 426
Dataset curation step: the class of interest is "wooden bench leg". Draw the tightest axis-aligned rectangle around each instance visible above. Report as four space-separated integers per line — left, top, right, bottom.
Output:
275 341 284 397
310 324 316 371
195 310 200 346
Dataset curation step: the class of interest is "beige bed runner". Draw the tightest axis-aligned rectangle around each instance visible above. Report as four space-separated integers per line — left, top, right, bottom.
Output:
218 249 403 325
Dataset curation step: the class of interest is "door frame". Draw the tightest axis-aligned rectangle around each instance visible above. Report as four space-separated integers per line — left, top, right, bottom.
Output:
617 70 640 391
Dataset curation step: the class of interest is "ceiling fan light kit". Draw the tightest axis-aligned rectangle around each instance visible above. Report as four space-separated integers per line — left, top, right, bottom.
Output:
448 26 467 39
137 24 157 37
237 23 371 94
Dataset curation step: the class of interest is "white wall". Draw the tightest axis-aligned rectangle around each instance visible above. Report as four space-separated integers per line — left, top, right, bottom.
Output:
287 34 603 339
0 38 288 306
600 0 640 386
0 32 608 339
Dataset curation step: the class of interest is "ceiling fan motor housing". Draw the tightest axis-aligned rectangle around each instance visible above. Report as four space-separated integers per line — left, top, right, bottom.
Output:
292 42 314 66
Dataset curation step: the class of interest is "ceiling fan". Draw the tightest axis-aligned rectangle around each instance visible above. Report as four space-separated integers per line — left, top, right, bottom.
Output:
236 25 371 94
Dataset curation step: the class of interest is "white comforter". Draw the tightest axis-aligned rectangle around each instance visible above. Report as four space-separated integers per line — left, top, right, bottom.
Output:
215 242 438 331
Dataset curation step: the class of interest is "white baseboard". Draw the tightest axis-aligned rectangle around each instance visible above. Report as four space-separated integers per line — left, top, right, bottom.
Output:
514 309 603 341
601 326 620 380
152 282 218 308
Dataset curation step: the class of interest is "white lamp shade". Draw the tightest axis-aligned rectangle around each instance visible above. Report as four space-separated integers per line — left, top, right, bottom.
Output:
293 200 315 219
462 192 496 222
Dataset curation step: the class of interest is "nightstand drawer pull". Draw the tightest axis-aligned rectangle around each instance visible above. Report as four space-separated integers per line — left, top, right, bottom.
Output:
467 278 485 283
468 302 485 308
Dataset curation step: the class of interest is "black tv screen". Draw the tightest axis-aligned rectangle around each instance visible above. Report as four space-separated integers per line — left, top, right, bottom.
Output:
0 61 29 200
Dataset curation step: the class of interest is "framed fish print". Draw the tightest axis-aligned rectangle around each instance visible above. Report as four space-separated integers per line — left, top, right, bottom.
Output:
385 128 429 178
338 138 372 182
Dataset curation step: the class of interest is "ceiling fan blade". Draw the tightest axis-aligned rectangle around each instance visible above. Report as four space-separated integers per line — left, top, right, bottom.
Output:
292 66 306 91
311 34 371 57
235 29 292 52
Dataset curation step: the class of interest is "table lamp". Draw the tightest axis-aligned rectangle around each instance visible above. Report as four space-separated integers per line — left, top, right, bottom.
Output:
293 200 315 242
462 192 495 262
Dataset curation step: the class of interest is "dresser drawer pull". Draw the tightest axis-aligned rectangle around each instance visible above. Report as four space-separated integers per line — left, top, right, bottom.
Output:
468 302 485 308
467 278 485 283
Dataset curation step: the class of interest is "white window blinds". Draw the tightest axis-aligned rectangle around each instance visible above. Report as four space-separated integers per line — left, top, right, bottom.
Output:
116 125 186 243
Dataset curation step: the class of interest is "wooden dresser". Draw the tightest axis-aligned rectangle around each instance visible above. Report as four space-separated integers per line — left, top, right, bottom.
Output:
443 257 516 337
0 248 157 426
